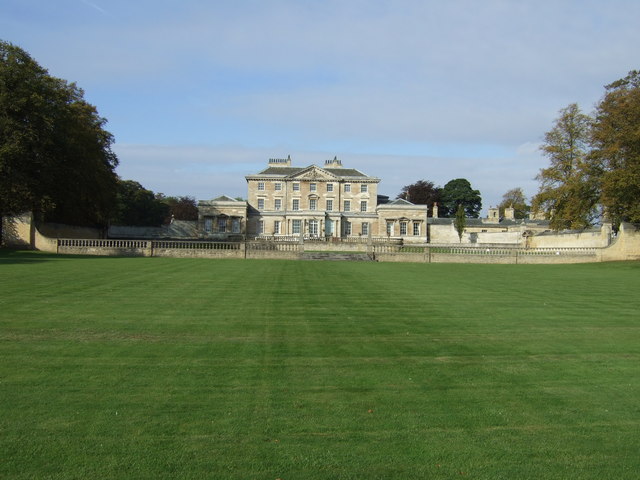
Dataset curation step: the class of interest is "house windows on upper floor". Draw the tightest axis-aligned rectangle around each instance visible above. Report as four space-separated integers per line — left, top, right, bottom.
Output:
344 200 351 212
327 183 334 192
360 184 368 193
274 198 282 210
257 182 265 191
309 198 317 211
344 184 351 193
310 183 317 192
326 199 333 211
292 199 300 211
274 182 282 191
257 198 265 210
360 201 367 212
293 182 300 192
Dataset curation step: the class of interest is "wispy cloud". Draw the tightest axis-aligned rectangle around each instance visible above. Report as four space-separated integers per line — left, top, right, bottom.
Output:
80 0 111 17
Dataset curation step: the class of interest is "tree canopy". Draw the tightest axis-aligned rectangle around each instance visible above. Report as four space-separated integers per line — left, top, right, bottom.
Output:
0 40 118 228
111 180 169 227
397 179 441 216
498 187 529 219
531 103 598 230
533 70 640 229
157 195 199 223
439 178 482 218
591 70 640 225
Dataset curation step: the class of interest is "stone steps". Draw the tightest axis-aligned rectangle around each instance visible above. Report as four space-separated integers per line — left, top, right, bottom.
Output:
302 252 374 262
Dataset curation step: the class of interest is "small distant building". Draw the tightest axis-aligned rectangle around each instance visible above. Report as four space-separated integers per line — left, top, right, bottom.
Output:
197 195 247 239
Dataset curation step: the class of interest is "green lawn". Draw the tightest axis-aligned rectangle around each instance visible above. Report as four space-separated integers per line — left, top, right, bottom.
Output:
1 250 639 479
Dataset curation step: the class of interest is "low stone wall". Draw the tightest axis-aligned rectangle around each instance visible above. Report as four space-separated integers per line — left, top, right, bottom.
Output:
5 218 639 264
529 229 609 248
601 223 640 261
58 239 152 257
373 245 602 264
2 214 33 248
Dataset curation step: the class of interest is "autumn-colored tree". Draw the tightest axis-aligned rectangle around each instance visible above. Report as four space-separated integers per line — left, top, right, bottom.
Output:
498 187 529 219
532 103 598 230
590 70 640 225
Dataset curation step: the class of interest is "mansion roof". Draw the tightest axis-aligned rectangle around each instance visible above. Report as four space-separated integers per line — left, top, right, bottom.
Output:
247 165 374 180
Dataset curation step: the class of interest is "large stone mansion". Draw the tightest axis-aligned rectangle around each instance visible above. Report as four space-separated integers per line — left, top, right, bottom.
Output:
196 156 552 245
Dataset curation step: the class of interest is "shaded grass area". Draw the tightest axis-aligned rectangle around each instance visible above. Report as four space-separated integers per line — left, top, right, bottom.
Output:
1 250 639 479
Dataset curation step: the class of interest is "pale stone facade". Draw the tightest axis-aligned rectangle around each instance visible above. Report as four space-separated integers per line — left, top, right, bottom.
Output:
376 198 428 240
245 156 381 238
197 195 247 239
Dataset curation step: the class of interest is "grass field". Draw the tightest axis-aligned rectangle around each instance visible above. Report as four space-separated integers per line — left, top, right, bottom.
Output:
1 250 639 479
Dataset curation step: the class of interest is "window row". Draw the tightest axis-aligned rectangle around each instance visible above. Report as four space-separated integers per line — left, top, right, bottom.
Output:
385 221 422 236
256 182 369 193
257 220 371 236
203 217 242 233
257 198 368 212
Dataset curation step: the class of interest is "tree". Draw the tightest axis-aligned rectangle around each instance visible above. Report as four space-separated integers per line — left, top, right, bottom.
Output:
158 195 199 223
0 40 118 233
439 178 482 218
453 203 466 242
590 70 640 225
397 179 441 216
531 103 598 230
111 180 169 226
498 187 529 219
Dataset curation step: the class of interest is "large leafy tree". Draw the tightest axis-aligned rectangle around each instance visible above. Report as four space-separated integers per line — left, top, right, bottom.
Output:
498 187 529 219
590 70 640 225
0 40 118 230
157 195 199 223
439 178 482 218
531 103 598 230
112 180 169 227
397 179 441 216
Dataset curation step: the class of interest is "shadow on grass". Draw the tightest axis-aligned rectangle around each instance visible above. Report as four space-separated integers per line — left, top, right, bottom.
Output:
0 249 56 264
0 249 124 264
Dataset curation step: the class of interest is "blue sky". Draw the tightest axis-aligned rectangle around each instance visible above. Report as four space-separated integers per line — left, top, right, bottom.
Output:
2 0 639 213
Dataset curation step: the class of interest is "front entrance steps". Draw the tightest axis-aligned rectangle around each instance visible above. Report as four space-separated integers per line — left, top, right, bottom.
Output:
301 252 375 262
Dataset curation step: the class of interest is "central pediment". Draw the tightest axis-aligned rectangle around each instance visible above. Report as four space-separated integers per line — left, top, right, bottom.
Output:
287 165 338 181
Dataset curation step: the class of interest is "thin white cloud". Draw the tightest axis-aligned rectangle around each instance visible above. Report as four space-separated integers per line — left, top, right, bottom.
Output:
80 0 111 17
